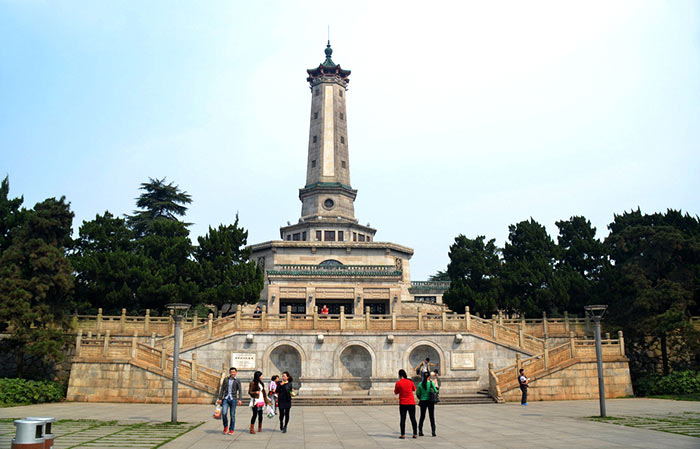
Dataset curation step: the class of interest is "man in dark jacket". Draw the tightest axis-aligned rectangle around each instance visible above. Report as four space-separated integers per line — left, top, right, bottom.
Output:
217 367 243 434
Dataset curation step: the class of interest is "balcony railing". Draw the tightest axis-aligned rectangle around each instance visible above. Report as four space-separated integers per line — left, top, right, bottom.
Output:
408 281 451 292
267 264 401 277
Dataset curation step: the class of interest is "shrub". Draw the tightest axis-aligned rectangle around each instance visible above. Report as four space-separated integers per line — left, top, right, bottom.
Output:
651 371 700 395
0 378 66 405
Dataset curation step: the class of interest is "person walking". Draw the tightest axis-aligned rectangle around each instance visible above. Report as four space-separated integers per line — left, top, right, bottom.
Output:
518 368 529 406
248 370 270 434
277 371 294 433
269 375 279 416
416 371 438 437
217 367 242 435
394 369 417 439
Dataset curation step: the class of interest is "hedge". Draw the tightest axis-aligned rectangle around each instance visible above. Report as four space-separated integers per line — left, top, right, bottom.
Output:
0 378 66 405
652 371 700 395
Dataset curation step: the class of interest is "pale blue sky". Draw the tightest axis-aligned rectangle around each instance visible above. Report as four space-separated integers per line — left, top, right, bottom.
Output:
1 1 699 280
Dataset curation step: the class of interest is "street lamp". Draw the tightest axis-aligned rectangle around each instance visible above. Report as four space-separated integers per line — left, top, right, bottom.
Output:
166 303 191 423
585 304 608 417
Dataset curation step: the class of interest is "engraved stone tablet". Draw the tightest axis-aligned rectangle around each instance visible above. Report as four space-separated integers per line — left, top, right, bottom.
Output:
231 353 256 369
451 351 476 370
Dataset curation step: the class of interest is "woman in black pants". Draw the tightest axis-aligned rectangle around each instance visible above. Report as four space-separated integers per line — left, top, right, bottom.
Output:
248 370 269 434
277 371 294 432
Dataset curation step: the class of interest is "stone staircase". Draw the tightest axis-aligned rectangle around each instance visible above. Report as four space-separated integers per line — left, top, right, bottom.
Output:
488 333 628 402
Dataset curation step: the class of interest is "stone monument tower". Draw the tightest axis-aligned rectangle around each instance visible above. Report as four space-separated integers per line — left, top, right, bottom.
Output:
250 43 448 315
279 41 376 243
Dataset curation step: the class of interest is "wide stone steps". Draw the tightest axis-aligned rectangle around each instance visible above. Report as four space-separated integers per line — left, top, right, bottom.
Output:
291 393 497 406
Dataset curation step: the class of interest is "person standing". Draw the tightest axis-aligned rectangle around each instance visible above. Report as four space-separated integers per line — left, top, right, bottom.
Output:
217 367 242 435
277 371 294 433
518 368 529 406
394 369 417 439
321 304 329 316
414 357 435 377
416 371 438 437
269 375 279 416
248 370 270 434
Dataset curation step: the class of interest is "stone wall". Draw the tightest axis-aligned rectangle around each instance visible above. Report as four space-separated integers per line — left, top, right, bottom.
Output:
501 360 633 402
67 362 214 404
177 331 529 396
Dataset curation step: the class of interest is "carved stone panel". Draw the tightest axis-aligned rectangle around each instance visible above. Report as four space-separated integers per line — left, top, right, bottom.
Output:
279 287 307 299
315 287 355 299
363 288 390 299
451 351 476 370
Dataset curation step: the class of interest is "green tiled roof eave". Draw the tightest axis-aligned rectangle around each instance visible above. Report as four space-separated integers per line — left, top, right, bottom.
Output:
267 270 402 277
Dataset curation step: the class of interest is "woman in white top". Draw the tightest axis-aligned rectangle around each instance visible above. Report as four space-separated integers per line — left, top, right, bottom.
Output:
248 371 270 434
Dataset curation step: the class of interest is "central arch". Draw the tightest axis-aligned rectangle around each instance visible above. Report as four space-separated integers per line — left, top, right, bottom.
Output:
404 340 445 379
264 340 306 382
333 340 377 392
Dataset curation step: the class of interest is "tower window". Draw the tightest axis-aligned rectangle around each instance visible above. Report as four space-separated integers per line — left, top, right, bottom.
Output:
359 234 365 242
287 235 292 241
293 233 301 241
316 230 322 241
314 111 318 119
339 90 343 97
324 230 336 241
340 112 344 120
341 161 346 168
302 231 307 241
340 136 345 144
338 231 344 241
311 160 316 168
315 89 319 96
353 232 357 241
313 135 317 143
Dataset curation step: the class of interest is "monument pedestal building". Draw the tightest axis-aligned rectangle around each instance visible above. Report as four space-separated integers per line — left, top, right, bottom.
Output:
250 42 448 314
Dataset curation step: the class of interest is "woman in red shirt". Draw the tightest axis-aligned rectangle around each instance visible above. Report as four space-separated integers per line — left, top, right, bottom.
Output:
394 369 417 439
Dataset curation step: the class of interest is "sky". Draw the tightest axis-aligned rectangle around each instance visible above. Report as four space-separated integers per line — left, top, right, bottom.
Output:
1 1 699 280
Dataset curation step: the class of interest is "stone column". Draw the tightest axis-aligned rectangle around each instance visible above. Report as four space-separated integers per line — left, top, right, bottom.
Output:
518 324 524 347
340 306 346 330
192 353 198 382
131 330 138 358
102 330 111 357
97 308 103 332
618 331 625 356
365 306 371 330
569 331 576 358
75 329 83 356
564 311 570 333
120 308 126 333
465 306 471 331
542 312 548 337
207 313 213 339
145 309 151 333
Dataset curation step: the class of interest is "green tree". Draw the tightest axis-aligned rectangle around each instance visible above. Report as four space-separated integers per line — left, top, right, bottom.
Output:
71 212 140 314
428 270 450 282
604 209 700 376
555 216 607 313
0 196 74 378
500 218 567 316
442 235 502 315
128 177 192 237
0 176 25 253
194 216 264 309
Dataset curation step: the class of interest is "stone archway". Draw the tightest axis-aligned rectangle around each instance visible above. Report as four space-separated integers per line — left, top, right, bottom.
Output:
264 340 306 383
268 345 302 382
338 345 373 391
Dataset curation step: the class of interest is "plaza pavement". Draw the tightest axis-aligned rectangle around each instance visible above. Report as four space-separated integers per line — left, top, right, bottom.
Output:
1 399 699 449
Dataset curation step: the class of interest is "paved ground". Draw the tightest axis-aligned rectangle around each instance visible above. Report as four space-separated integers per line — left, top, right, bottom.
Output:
1 399 699 449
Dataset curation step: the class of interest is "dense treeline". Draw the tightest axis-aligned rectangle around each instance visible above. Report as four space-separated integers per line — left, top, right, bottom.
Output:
0 176 263 378
439 212 700 387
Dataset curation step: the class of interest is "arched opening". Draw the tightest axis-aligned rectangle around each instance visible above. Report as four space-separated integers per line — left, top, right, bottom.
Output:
408 344 441 379
339 345 372 391
269 344 302 383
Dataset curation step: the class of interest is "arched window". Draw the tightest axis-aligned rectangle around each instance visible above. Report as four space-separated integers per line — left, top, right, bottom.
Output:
319 259 343 267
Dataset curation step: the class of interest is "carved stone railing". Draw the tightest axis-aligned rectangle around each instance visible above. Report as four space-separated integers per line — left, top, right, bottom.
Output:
71 308 207 336
498 311 590 337
152 305 545 356
267 264 401 278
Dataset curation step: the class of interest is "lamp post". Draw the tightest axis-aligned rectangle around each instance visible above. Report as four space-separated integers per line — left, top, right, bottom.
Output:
585 304 608 417
166 303 191 423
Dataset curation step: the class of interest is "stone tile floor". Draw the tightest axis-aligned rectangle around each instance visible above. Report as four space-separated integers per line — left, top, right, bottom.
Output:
1 399 699 449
